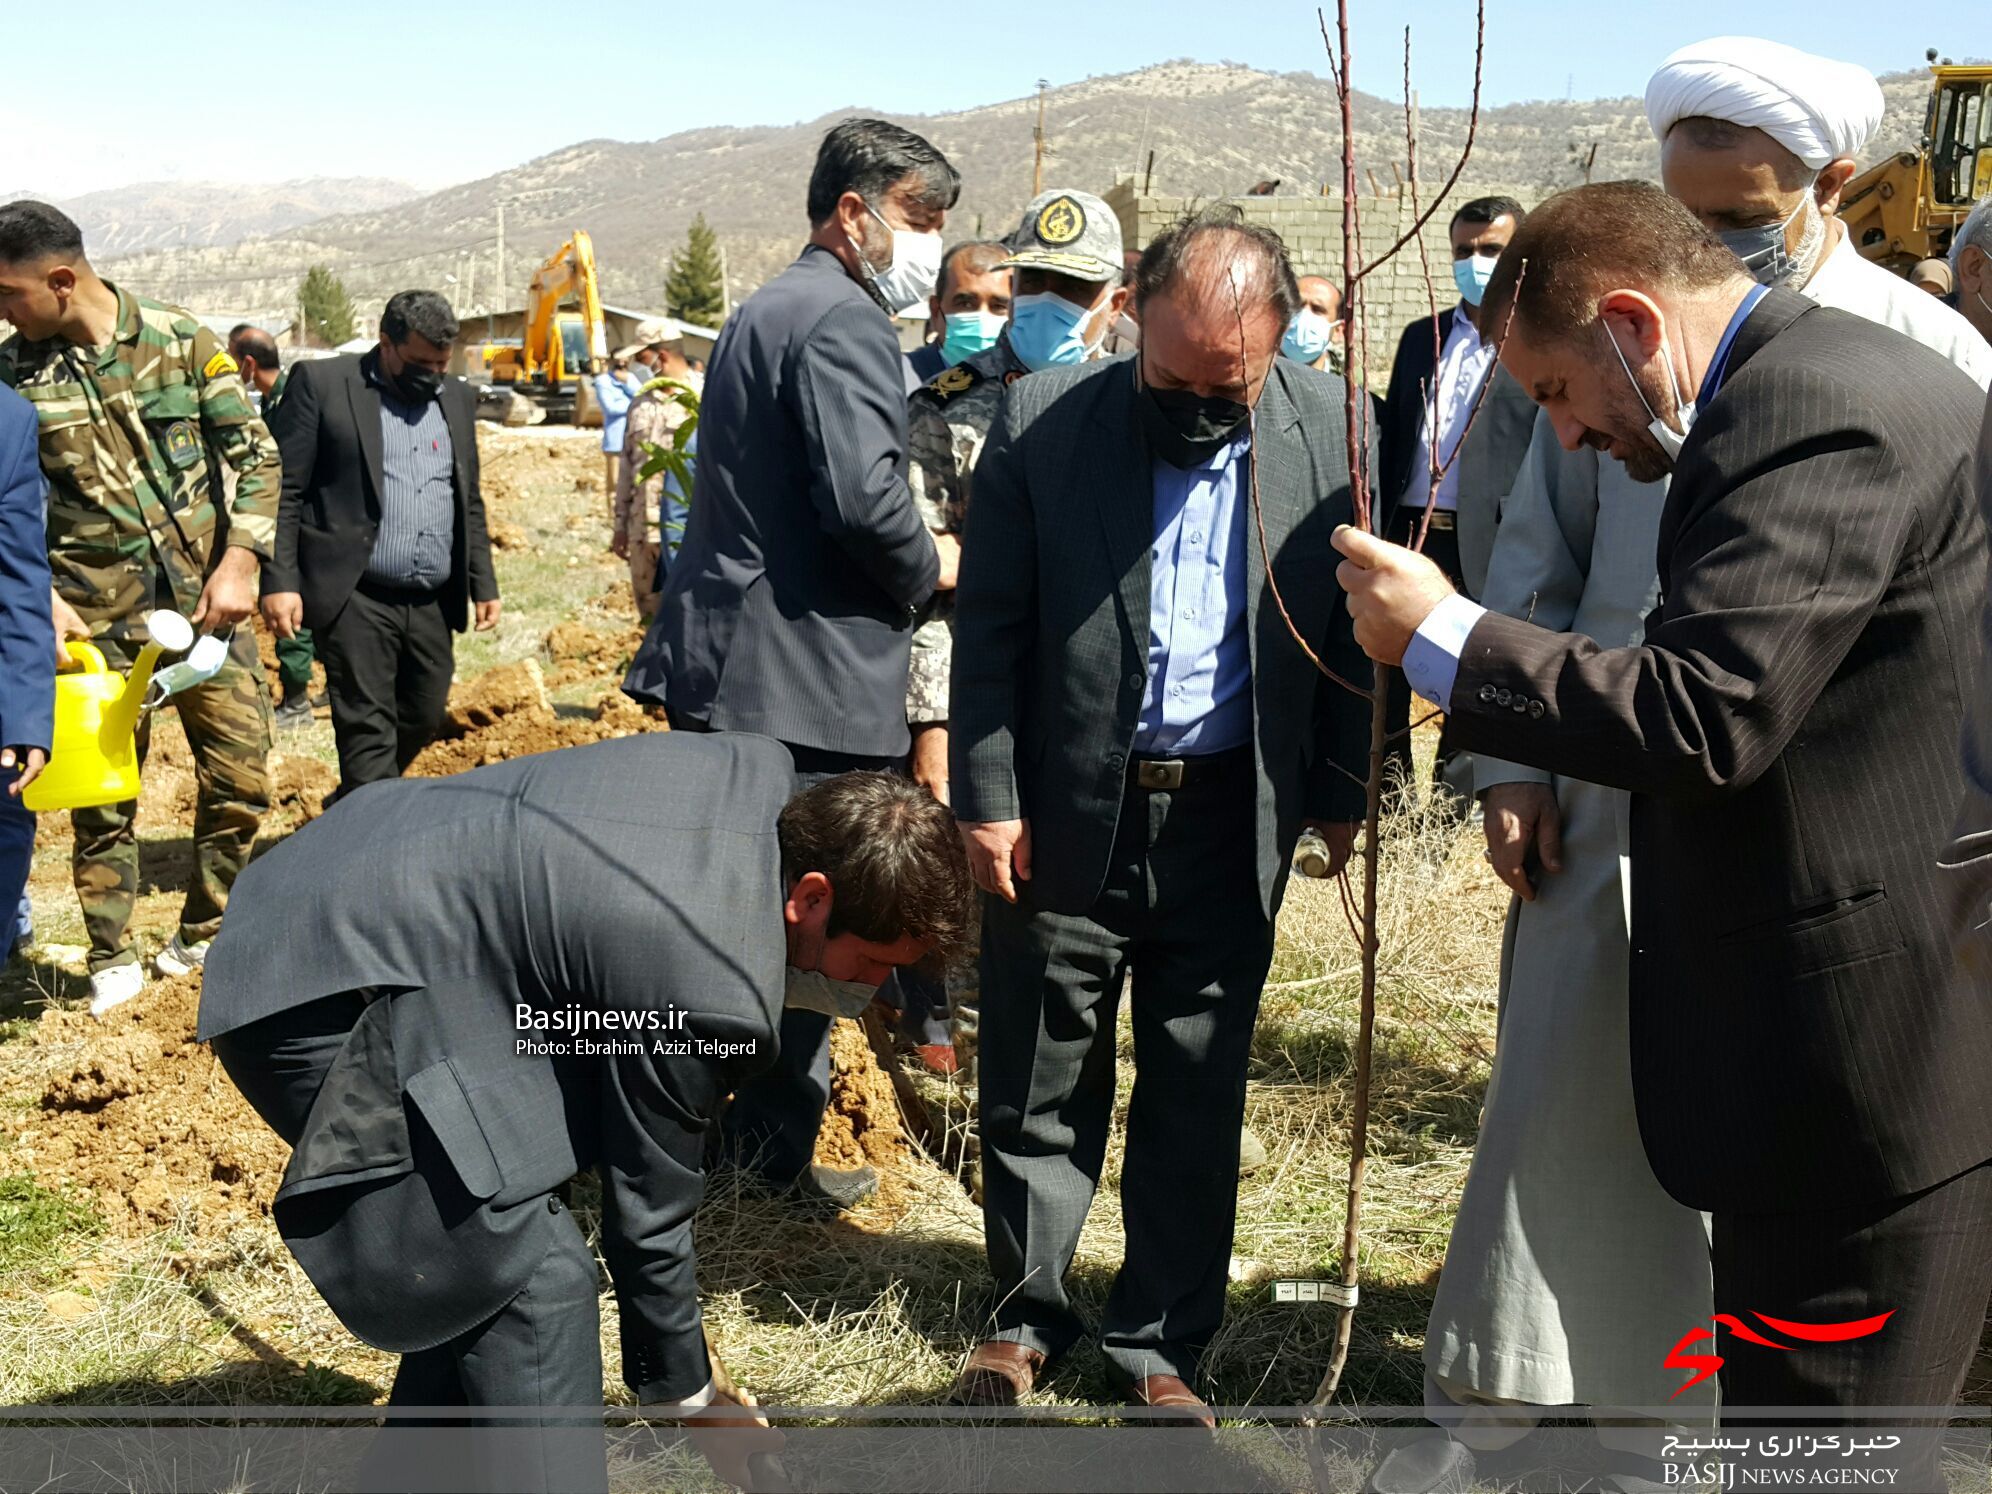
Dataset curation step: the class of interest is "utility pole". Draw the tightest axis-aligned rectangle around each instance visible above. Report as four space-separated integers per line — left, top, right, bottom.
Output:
718 241 732 321
1033 79 1048 195
495 199 506 312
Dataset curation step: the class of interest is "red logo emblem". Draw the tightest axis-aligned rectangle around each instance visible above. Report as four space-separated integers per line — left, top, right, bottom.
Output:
1664 1312 1893 1398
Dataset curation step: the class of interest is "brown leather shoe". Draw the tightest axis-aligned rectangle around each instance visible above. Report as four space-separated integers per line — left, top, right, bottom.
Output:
952 1340 1044 1405
1121 1373 1216 1431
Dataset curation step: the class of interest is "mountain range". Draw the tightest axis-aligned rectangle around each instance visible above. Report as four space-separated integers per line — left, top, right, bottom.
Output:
67 59 1941 319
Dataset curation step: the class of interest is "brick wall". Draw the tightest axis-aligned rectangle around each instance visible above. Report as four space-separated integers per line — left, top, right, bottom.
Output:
1102 179 1534 384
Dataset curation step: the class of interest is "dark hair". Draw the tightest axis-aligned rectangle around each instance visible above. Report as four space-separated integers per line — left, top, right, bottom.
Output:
937 240 1009 300
1481 181 1745 344
1132 203 1300 326
1450 195 1527 233
778 772 972 958
380 289 459 348
0 200 85 268
228 325 281 369
806 117 961 227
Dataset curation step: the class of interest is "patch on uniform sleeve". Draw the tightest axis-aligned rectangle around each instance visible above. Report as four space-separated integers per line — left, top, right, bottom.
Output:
162 421 201 470
923 365 981 402
202 349 239 381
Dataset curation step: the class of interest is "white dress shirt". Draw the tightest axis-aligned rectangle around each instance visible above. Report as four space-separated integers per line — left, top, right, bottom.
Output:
1397 308 1497 515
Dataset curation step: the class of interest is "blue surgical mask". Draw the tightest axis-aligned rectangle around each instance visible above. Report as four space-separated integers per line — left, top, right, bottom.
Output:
1281 308 1334 365
941 310 1006 366
1007 290 1106 372
1453 253 1498 307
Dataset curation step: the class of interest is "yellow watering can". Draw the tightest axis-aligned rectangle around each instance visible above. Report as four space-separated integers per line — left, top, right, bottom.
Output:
23 611 195 813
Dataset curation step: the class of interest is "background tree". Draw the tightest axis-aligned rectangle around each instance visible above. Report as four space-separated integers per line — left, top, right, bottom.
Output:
663 214 726 327
298 265 356 346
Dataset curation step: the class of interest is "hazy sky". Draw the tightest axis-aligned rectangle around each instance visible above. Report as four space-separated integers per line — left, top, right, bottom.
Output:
4 0 1967 196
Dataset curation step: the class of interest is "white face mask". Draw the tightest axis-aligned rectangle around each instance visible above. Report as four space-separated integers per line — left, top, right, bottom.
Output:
1603 320 1695 462
783 966 881 1020
146 631 232 705
852 201 943 315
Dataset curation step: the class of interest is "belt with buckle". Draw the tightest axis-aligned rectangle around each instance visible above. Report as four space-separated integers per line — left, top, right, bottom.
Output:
1423 509 1457 532
1129 745 1251 791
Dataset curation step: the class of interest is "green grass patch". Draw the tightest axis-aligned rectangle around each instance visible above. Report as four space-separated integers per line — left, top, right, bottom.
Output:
0 1175 103 1277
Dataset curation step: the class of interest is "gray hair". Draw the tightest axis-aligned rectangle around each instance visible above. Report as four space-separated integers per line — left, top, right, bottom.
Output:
1952 195 1992 274
381 288 459 348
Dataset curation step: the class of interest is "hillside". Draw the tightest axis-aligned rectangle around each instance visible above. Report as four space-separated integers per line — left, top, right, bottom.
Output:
87 60 1937 319
16 177 425 257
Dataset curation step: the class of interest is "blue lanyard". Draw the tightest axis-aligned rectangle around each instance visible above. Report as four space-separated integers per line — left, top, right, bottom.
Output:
1699 283 1768 405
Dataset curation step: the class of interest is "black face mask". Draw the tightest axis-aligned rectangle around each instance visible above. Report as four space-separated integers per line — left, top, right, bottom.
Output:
388 361 443 404
1135 372 1249 469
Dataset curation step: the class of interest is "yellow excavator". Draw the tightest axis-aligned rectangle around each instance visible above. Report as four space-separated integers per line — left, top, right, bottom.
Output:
1844 56 1992 272
487 231 610 422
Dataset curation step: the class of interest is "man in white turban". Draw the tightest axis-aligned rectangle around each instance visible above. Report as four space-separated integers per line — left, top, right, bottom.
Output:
1365 37 1991 1494
1646 36 1988 377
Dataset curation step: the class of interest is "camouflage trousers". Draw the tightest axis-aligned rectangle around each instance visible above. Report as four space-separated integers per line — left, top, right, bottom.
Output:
74 631 272 972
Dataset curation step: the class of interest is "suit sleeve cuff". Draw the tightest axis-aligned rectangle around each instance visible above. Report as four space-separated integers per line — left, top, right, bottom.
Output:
637 1378 715 1410
1401 594 1485 710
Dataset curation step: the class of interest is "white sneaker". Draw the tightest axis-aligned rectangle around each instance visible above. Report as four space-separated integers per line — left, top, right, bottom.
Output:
88 962 146 1018
153 934 211 978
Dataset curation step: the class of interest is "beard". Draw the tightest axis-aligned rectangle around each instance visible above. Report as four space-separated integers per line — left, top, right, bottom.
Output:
1586 366 1678 484
1618 438 1675 484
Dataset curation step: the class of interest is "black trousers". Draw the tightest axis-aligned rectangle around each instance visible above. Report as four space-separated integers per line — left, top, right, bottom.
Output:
211 996 607 1494
977 751 1274 1385
667 717 906 1184
318 578 456 796
1714 1157 1992 1395
1383 511 1465 806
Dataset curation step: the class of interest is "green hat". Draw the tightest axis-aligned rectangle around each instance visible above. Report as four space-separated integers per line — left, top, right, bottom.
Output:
997 189 1124 283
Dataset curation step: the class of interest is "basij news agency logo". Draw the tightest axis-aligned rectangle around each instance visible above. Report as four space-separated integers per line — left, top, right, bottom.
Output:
1664 1310 1894 1396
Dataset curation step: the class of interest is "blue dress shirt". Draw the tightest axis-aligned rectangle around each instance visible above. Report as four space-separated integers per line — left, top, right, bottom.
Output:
1400 285 1769 710
1133 434 1254 755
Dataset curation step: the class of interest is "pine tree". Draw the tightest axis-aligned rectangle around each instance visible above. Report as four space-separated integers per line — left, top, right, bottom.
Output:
663 215 726 327
298 265 356 346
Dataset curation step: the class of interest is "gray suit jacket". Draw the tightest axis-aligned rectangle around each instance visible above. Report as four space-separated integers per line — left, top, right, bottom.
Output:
1452 368 1541 598
950 354 1370 918
623 245 940 755
199 732 793 1401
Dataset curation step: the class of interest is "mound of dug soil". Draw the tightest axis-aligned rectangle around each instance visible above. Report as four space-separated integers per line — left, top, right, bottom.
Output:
543 621 644 689
816 1021 906 1175
15 974 288 1230
404 661 664 777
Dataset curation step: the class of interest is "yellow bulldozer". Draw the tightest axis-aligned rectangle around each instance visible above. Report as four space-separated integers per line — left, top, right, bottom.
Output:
1844 56 1992 272
487 231 610 422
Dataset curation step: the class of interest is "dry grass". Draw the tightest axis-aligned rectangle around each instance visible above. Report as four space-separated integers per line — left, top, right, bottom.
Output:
0 433 1516 1428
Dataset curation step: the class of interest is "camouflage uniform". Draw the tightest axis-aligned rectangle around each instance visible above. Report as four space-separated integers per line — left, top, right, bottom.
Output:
903 331 1030 1144
904 330 1029 725
614 372 700 620
0 283 277 972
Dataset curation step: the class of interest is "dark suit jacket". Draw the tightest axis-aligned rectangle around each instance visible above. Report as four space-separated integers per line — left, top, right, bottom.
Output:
264 349 498 632
1376 307 1534 574
0 385 52 754
1444 289 1992 1213
1940 391 1992 1088
199 732 792 1402
950 354 1370 919
623 245 941 757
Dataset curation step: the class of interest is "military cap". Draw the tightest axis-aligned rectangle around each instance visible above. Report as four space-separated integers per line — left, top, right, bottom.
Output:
997 189 1124 283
